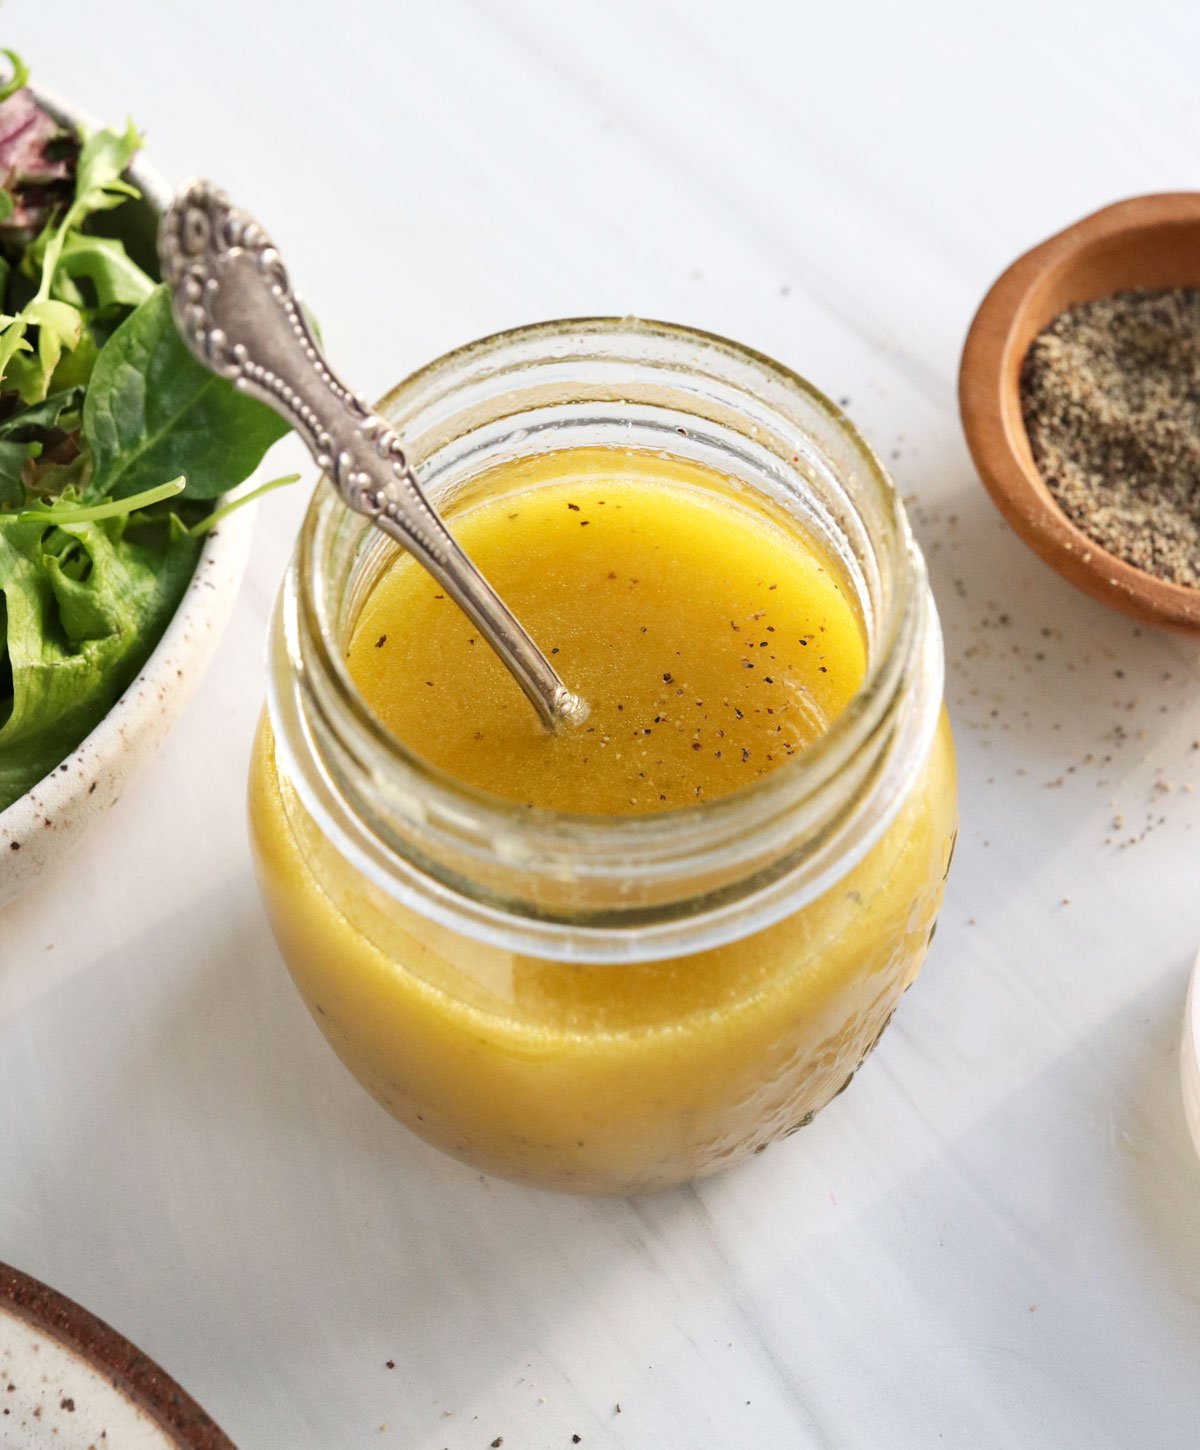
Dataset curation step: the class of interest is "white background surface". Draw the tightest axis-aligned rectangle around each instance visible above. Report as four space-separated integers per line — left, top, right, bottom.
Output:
2 2 1199 1446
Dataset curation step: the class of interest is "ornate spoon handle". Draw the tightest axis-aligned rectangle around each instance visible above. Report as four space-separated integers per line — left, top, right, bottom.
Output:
158 180 585 731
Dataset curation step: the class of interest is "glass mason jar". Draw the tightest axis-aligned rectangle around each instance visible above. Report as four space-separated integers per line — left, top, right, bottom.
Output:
249 319 957 1195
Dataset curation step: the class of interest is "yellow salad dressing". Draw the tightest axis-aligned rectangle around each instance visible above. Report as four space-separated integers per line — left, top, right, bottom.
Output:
347 450 867 812
250 448 956 1191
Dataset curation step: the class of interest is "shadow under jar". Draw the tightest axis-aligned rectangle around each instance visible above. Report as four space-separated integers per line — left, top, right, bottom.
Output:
248 319 957 1195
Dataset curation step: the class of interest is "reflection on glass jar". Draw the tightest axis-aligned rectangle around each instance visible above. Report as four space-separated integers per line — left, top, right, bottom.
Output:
248 319 958 1194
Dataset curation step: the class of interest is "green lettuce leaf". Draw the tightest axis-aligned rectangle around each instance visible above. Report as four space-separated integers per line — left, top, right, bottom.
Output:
53 232 155 311
0 51 30 105
70 120 141 219
0 438 37 506
6 297 82 402
0 386 84 438
0 502 200 809
84 284 288 500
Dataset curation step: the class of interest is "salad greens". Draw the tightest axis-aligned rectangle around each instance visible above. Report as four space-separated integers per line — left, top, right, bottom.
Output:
0 58 291 812
84 286 289 501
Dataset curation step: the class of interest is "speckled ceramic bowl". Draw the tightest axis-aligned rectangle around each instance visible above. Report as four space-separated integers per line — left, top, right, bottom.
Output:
0 84 256 909
0 1260 234 1446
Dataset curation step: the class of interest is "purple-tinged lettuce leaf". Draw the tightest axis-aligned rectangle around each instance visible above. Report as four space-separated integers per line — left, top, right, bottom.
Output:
0 89 72 241
0 110 146 400
0 89 67 186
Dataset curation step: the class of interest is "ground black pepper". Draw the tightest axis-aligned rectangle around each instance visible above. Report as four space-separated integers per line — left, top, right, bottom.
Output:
1020 286 1200 587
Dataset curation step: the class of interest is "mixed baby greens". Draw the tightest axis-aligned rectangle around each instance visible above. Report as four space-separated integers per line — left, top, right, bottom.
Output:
0 56 291 811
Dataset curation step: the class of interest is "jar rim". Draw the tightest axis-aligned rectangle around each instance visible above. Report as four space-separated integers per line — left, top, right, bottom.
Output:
297 315 917 839
273 314 941 958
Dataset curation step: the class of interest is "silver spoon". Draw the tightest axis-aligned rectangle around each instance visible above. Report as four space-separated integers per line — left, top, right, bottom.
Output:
158 180 586 732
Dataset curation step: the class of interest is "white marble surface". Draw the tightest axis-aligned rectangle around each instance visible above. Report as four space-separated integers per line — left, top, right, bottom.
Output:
2 3 1199 1445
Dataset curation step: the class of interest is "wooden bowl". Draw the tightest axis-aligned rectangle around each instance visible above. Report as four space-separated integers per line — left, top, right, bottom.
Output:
959 193 1200 633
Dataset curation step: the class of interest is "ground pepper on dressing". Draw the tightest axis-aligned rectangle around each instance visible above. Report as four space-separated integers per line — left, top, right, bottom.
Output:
345 448 867 813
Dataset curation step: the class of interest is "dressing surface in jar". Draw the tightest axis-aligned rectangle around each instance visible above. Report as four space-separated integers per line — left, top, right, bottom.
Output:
250 319 957 1194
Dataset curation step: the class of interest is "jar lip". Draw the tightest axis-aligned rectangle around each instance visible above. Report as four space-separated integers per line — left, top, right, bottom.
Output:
294 315 921 856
